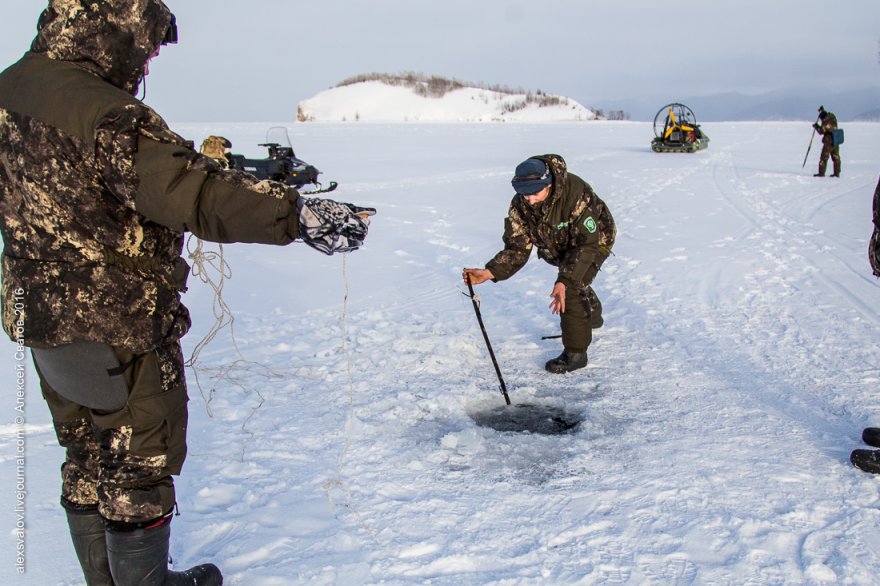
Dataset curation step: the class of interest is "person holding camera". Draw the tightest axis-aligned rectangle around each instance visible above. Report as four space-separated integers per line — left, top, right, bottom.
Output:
0 2 373 584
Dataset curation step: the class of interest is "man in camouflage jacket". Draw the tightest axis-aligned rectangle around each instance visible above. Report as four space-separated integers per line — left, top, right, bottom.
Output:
0 2 371 584
851 175 880 475
463 155 615 374
813 105 841 177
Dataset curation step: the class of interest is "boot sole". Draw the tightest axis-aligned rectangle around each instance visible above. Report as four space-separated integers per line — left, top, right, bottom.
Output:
863 427 880 448
851 449 880 474
544 362 588 374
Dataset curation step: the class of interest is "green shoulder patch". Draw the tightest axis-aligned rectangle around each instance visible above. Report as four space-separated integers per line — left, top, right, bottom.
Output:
584 216 597 233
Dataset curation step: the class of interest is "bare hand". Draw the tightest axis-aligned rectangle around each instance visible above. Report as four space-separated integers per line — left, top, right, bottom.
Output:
463 268 494 286
549 282 566 315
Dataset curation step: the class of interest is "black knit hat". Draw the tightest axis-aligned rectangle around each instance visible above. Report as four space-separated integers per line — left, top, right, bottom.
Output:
511 158 552 195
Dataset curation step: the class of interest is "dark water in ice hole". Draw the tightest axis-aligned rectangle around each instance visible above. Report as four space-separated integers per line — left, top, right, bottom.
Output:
469 403 582 435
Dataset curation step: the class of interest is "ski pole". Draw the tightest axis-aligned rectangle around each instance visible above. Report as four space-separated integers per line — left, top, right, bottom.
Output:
802 116 821 168
465 275 511 406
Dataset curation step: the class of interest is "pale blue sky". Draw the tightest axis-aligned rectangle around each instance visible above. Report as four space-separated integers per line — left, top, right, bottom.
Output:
1 0 878 121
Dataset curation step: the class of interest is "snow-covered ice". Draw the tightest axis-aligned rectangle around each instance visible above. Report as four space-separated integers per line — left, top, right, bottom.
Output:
2 121 880 584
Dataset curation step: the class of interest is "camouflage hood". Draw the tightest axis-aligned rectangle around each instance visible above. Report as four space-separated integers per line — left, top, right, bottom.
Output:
30 0 174 94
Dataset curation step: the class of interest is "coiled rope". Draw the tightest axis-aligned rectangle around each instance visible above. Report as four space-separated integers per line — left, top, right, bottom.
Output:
185 236 367 529
184 236 286 434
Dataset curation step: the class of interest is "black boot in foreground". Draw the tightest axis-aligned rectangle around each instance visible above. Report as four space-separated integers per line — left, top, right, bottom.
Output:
106 519 222 586
545 351 588 374
862 427 880 448
851 449 880 474
67 509 113 586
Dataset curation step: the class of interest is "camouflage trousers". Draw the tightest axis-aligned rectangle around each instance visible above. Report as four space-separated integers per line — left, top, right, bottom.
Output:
818 143 841 176
36 341 188 526
560 253 607 354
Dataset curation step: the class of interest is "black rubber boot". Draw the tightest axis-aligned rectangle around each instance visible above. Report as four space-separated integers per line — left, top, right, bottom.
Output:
106 520 222 586
862 427 880 448
545 351 588 374
66 509 113 586
851 449 880 474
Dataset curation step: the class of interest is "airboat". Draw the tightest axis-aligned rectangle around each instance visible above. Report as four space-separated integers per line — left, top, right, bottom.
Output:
651 103 709 153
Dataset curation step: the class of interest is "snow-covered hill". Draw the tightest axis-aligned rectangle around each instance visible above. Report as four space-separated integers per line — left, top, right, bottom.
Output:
297 80 598 123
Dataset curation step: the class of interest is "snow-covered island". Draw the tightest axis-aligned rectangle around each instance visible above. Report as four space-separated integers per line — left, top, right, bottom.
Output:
297 72 600 123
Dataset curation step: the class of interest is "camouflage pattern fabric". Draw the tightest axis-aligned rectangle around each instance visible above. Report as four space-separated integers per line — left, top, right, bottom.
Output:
485 154 616 288
816 111 841 176
818 145 841 177
39 342 187 524
54 418 103 511
30 0 175 96
560 284 604 353
0 0 182 352
0 100 193 353
870 176 880 277
817 111 839 146
0 1 300 353
0 0 303 527
199 135 231 166
485 154 615 353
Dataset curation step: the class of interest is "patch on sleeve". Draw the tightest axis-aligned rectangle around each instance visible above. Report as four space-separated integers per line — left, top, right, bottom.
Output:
583 216 597 233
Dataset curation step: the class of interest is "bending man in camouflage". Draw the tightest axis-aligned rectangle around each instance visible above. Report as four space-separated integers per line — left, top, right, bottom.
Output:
813 105 841 177
0 2 372 584
463 155 615 373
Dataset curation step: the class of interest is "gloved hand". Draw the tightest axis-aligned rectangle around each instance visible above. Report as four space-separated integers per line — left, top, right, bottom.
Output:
297 197 376 255
812 122 820 131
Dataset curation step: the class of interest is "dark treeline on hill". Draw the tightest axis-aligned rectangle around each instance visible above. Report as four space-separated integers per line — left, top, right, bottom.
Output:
335 72 565 106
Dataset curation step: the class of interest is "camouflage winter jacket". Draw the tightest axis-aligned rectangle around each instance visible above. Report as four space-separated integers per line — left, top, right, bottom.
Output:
870 176 880 278
817 112 838 147
485 154 615 288
0 0 300 353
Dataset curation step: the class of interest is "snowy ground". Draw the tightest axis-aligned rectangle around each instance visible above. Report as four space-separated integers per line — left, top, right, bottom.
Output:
2 121 880 585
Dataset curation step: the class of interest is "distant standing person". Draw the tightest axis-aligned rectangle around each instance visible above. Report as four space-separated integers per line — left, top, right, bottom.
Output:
813 105 841 177
463 155 615 373
851 175 880 474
